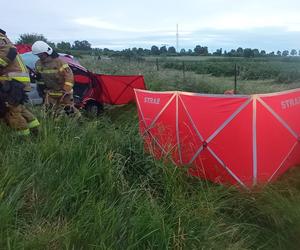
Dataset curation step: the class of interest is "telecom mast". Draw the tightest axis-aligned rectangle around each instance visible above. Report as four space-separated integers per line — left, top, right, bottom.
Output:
176 24 179 52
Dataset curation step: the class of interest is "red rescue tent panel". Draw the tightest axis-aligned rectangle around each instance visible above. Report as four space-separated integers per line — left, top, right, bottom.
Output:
97 75 146 105
134 89 300 188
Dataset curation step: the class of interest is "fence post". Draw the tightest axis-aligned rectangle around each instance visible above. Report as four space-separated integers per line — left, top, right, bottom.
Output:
156 58 159 71
234 63 237 94
182 61 186 81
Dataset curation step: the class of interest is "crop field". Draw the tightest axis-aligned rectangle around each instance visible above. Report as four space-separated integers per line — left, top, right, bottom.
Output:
1 56 300 249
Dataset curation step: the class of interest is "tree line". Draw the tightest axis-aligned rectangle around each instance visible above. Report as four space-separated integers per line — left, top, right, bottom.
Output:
16 33 92 51
16 33 300 58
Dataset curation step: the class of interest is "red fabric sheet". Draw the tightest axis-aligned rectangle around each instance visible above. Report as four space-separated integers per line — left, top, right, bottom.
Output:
96 74 146 105
135 89 300 188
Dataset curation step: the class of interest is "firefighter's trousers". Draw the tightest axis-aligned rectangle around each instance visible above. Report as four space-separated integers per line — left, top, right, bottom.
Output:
5 104 40 136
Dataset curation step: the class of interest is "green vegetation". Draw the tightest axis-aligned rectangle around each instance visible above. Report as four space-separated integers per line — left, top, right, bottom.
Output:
1 56 300 249
81 55 300 94
162 57 300 83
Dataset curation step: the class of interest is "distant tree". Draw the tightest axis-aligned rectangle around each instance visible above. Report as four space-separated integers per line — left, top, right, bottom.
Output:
194 45 202 55
282 50 289 56
243 48 254 58
194 45 208 55
48 42 56 49
228 49 236 57
298 50 300 56
260 50 266 56
291 49 297 56
72 40 91 50
187 49 193 55
213 48 222 56
219 48 222 55
57 41 71 50
122 48 134 59
151 45 159 55
143 49 151 56
159 46 167 54
200 46 209 55
236 47 243 56
137 48 144 55
103 48 110 55
252 49 260 57
268 51 275 56
167 46 176 54
180 48 186 55
277 50 282 56
16 33 49 45
132 47 138 54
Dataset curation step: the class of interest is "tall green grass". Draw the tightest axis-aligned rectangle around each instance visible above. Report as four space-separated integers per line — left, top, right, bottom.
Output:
1 105 300 249
1 56 300 249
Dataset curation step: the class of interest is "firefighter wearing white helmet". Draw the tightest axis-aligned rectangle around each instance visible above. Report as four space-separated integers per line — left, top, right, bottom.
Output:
32 41 80 119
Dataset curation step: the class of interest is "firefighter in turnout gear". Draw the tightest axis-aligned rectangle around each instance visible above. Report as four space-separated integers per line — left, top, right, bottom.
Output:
0 29 40 136
32 41 80 119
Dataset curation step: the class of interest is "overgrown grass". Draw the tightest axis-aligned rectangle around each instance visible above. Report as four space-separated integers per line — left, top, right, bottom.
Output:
1 56 300 249
1 105 300 249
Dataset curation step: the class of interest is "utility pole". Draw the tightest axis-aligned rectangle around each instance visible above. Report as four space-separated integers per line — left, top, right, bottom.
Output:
176 24 179 52
234 63 237 94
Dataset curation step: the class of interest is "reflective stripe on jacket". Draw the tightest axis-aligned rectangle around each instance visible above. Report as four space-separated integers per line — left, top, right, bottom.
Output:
0 33 30 83
0 71 30 82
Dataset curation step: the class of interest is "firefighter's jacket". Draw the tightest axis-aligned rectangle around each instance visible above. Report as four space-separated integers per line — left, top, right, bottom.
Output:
35 56 74 93
0 31 31 90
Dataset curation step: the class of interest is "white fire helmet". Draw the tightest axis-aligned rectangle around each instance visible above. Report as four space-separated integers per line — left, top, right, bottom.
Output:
31 41 53 55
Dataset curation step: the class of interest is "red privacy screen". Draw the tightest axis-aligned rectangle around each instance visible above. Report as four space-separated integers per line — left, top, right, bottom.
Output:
97 75 146 105
134 89 300 189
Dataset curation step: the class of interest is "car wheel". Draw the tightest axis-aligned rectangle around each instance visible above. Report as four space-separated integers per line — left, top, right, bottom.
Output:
85 101 103 117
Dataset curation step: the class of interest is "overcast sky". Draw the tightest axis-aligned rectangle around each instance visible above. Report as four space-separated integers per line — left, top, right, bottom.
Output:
2 0 300 52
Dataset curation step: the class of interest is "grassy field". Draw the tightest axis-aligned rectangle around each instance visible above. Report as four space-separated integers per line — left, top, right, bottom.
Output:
82 56 300 94
1 56 300 249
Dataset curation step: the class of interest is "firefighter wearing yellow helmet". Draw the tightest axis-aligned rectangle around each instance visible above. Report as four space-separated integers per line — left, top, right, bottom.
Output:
0 29 40 136
32 41 80 119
